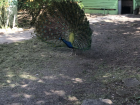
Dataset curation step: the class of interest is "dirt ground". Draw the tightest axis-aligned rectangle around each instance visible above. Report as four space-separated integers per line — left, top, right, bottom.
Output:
0 13 140 105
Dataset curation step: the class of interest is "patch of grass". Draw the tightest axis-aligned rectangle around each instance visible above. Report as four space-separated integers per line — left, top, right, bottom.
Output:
86 93 96 99
86 64 140 104
0 37 71 87
89 64 139 85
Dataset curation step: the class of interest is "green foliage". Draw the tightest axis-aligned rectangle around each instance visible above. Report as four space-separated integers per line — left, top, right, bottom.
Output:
18 0 26 10
0 0 18 28
77 0 84 9
0 0 9 7
0 0 9 28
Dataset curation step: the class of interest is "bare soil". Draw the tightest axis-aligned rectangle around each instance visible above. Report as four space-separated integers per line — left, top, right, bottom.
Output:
0 12 140 105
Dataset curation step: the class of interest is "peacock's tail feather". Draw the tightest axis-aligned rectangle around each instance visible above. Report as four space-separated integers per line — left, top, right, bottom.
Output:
34 0 93 50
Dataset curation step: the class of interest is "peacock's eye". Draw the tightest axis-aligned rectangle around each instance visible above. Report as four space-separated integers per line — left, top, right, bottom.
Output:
51 33 53 35
49 29 51 31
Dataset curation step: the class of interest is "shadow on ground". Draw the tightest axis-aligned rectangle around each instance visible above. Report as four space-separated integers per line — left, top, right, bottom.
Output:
80 19 140 67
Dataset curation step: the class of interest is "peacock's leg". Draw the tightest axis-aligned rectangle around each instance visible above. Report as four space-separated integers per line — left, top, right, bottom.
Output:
72 48 76 55
69 48 75 56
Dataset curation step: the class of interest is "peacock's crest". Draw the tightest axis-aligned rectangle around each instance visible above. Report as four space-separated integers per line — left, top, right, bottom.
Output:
34 0 93 50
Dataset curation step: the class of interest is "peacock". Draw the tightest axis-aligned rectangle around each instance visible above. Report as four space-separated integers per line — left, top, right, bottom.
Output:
34 0 93 54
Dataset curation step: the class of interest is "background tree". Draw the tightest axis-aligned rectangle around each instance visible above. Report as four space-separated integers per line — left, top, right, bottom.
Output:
18 0 51 27
0 0 9 28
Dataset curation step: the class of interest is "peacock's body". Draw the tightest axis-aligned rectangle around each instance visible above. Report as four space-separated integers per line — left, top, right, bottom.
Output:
59 37 74 48
34 0 93 51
